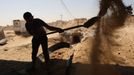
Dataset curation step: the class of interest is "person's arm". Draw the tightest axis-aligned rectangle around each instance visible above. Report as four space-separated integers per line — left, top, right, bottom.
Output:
39 19 64 33
46 25 64 33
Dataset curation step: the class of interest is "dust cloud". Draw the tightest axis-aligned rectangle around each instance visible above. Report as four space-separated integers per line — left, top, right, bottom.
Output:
90 0 130 74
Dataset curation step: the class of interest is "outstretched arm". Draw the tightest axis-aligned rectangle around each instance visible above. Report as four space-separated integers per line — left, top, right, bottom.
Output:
40 19 63 32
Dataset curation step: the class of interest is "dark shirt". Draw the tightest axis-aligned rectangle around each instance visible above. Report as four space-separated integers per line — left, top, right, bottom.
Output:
25 18 47 36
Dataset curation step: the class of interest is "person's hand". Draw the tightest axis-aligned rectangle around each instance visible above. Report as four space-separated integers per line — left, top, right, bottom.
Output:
57 28 64 33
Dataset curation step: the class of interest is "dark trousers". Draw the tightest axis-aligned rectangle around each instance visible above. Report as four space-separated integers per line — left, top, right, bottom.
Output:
32 35 50 67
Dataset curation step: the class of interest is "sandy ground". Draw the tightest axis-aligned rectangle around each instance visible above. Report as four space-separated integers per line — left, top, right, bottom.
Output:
0 22 134 75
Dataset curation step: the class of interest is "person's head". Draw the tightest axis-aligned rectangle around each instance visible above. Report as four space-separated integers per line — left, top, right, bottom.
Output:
23 12 33 22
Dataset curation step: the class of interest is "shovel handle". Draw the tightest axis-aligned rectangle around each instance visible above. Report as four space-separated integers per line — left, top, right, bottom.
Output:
47 25 83 35
47 16 100 35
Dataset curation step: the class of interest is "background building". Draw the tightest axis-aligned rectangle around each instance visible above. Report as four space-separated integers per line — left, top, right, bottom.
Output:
13 20 29 36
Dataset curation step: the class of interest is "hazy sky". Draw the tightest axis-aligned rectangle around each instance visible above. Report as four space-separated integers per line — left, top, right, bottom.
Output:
0 0 133 26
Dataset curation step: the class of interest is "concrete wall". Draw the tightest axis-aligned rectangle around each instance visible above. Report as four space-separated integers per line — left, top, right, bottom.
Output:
0 27 5 40
13 20 29 36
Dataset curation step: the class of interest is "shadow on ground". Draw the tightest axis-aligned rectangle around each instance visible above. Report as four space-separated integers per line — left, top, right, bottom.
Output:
0 60 30 75
49 42 70 53
73 63 134 75
0 59 134 75
0 59 68 75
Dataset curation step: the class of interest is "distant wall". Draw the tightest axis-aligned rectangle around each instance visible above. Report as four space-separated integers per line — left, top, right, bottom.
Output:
13 20 30 36
0 27 5 40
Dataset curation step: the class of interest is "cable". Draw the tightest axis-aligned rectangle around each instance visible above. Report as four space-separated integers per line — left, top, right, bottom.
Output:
60 0 74 18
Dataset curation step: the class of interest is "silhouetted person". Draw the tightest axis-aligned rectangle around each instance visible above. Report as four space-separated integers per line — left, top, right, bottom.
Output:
23 12 63 71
